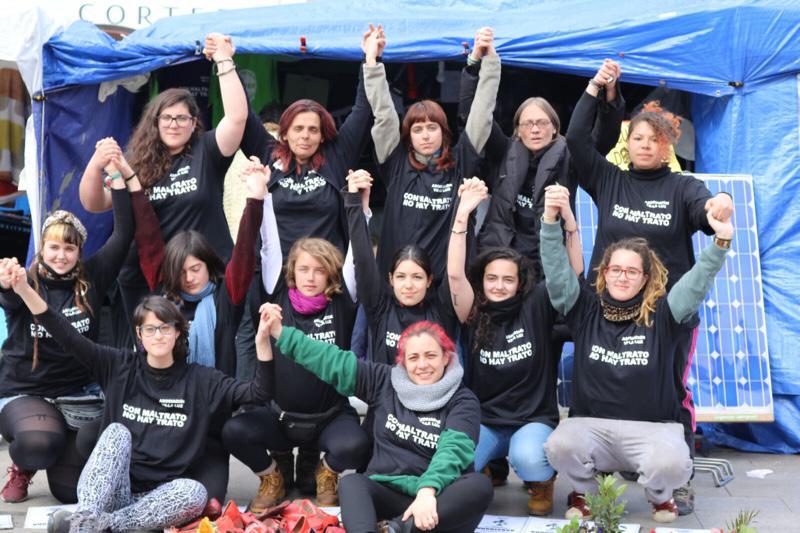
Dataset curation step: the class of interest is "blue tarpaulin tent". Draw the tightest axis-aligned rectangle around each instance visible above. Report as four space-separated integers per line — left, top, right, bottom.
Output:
35 0 800 452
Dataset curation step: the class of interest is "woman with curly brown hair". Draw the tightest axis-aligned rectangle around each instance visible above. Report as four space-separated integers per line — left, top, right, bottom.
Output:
446 179 584 517
78 33 248 332
223 162 369 511
539 185 733 524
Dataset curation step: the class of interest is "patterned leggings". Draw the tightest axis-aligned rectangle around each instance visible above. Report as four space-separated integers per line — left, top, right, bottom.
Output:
76 423 207 531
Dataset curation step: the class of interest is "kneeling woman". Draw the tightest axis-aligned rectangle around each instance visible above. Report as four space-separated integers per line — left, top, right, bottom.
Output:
258 303 492 533
447 180 582 517
5 263 273 532
539 186 732 523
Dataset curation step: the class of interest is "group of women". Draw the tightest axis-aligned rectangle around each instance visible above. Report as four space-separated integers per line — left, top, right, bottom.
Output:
0 22 735 533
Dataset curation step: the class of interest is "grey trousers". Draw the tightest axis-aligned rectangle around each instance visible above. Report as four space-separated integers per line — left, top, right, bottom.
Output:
544 417 692 504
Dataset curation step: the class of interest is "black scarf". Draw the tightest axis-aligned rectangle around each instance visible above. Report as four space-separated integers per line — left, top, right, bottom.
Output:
37 259 78 281
600 289 644 322
482 292 523 324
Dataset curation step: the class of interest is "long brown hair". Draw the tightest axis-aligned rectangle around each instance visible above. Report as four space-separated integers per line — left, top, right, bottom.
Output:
284 238 344 299
160 231 225 304
401 100 455 172
29 223 92 370
127 88 204 188
594 238 669 327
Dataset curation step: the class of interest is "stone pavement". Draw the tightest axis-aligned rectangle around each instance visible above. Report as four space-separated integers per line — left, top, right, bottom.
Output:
0 441 794 532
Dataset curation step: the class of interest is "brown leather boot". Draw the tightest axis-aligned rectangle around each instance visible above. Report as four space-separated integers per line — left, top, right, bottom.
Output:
526 474 556 516
248 467 285 514
315 460 339 506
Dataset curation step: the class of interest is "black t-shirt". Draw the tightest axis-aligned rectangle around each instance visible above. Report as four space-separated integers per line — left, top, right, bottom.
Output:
462 284 560 428
0 189 134 398
268 280 357 414
119 131 234 286
239 67 372 260
511 158 542 260
357 362 480 478
344 191 458 365
567 92 713 289
566 282 696 422
377 137 481 284
34 307 272 493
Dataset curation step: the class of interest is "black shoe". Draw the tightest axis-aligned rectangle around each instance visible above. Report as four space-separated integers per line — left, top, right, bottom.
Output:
272 451 295 490
378 517 413 533
486 457 509 486
295 449 319 495
673 482 695 516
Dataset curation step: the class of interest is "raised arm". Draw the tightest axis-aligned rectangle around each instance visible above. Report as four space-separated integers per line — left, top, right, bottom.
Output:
203 33 248 157
78 137 120 212
447 178 488 323
462 28 501 154
540 185 581 315
668 211 733 323
566 60 623 193
225 159 268 304
362 24 400 164
344 169 384 312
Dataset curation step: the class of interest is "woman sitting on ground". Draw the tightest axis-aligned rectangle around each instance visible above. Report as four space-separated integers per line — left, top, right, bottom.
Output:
257 301 492 533
0 152 138 505
3 259 274 532
447 179 582 517
539 184 733 523
344 169 457 365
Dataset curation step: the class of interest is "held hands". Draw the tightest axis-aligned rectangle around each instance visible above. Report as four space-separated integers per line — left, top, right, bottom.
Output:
456 177 489 216
203 33 235 62
0 257 20 290
4 262 30 295
470 27 495 61
704 193 733 223
591 59 621 89
346 169 373 212
258 302 284 340
706 210 734 241
402 487 438 531
241 156 271 200
90 137 123 173
543 184 576 227
361 24 386 65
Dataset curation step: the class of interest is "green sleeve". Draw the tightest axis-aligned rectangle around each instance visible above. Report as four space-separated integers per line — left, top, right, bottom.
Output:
417 429 475 494
275 326 358 396
540 218 580 315
667 242 729 323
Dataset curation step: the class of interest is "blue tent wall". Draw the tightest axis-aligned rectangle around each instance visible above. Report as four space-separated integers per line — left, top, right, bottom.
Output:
37 0 800 451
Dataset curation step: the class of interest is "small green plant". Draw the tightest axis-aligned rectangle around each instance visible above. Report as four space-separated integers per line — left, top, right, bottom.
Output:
584 474 627 533
555 515 590 533
726 509 759 533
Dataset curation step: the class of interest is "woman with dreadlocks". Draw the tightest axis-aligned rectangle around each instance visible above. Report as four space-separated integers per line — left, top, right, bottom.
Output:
0 152 139 504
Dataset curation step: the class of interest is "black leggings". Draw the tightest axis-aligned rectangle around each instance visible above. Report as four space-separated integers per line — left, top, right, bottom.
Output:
338 472 493 533
0 396 87 503
222 407 370 473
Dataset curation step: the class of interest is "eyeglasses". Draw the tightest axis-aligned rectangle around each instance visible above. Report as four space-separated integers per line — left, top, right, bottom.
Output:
157 114 193 127
518 119 551 131
605 265 644 280
138 323 177 337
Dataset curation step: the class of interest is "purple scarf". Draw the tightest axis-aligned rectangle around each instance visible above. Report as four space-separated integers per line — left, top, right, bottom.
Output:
288 287 329 315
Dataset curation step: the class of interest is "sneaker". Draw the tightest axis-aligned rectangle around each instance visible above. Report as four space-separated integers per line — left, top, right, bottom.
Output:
248 467 286 514
296 449 319 495
46 510 73 533
378 517 412 533
525 474 556 516
565 491 591 520
67 512 112 533
272 451 295 490
673 482 695 516
315 460 339 506
1 464 35 503
651 498 679 523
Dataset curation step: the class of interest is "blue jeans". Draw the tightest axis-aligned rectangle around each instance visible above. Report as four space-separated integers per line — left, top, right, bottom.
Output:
474 422 555 482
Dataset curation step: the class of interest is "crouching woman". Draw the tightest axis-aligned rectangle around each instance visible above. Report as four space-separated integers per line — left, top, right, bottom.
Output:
256 302 492 533
4 257 274 532
538 184 733 523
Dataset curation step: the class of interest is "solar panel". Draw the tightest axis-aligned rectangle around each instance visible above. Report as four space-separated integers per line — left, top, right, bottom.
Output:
557 174 773 422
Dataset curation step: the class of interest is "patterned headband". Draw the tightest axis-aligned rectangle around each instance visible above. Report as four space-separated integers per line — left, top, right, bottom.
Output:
42 210 88 245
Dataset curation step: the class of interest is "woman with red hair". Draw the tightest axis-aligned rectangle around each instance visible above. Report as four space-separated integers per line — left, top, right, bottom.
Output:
256 304 492 533
239 26 379 262
364 26 501 283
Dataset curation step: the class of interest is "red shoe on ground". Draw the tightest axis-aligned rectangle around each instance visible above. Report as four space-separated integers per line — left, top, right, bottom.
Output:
565 491 591 520
651 498 679 523
1 464 35 503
